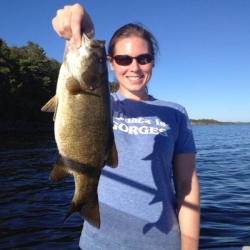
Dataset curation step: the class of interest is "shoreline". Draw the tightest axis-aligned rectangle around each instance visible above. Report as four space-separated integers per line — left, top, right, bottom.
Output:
190 122 250 125
0 121 249 134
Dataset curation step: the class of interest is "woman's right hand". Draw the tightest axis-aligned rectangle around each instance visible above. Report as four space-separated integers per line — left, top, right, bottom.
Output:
52 3 95 48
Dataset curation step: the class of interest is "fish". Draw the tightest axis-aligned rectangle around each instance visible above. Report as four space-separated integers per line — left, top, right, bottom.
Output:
41 34 118 229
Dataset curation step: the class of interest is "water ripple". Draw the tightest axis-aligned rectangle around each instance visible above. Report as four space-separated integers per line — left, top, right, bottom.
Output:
1 126 250 248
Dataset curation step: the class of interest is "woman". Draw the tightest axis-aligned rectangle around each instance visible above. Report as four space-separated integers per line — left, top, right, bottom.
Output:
52 4 200 250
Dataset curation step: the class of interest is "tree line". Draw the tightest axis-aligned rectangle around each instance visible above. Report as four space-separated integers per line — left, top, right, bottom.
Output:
0 38 61 131
190 119 249 125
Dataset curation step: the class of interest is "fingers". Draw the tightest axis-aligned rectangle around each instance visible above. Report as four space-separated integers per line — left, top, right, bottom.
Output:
68 4 84 47
52 4 95 48
52 8 71 40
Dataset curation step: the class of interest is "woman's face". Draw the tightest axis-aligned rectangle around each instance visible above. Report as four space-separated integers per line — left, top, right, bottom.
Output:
108 36 154 100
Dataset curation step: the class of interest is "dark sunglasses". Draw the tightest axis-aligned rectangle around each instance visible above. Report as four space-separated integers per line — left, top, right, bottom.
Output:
110 54 153 66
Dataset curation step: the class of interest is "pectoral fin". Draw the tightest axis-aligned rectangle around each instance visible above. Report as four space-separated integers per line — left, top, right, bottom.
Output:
41 95 58 121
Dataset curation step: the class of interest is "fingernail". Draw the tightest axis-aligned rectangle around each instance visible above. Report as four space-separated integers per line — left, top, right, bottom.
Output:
75 39 81 48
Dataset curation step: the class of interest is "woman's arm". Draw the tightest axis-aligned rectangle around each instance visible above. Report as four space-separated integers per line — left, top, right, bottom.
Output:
172 152 200 250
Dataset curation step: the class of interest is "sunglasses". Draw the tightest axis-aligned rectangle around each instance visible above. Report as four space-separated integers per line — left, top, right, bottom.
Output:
110 54 153 66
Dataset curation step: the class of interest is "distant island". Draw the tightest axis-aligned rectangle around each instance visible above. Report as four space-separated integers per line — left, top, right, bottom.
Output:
190 119 250 125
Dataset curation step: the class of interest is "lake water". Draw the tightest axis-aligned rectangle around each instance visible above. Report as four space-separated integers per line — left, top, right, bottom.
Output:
0 125 250 249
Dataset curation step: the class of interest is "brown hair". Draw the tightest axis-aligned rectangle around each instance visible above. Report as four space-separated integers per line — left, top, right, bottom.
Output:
108 23 159 60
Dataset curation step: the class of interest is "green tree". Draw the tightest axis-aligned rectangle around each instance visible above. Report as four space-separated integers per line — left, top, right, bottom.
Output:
0 39 13 120
109 81 119 93
0 38 60 127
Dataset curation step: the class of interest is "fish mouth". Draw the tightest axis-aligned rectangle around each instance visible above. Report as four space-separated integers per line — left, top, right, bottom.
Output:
66 34 107 91
82 33 105 49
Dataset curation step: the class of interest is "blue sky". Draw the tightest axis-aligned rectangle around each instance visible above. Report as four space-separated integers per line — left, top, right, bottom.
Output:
1 0 249 122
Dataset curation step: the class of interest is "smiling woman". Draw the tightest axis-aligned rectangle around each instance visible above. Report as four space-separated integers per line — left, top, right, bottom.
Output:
52 3 200 250
107 35 154 101
106 22 159 102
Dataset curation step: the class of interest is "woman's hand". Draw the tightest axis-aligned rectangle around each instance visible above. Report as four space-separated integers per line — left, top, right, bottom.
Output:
52 3 95 48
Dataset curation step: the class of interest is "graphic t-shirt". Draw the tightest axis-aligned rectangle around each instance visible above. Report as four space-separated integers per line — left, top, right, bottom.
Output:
79 92 196 250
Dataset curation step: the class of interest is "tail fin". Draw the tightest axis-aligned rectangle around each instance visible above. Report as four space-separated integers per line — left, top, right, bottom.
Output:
80 196 100 229
61 196 100 229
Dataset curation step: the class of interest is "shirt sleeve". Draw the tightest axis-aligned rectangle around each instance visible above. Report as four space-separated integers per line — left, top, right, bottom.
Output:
174 108 196 155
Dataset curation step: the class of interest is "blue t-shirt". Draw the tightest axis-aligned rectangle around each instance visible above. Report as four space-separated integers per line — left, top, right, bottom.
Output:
79 92 196 250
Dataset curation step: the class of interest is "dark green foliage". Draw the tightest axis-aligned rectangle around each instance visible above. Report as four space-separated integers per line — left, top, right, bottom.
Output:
109 81 119 93
0 38 61 129
190 119 221 125
189 119 248 125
